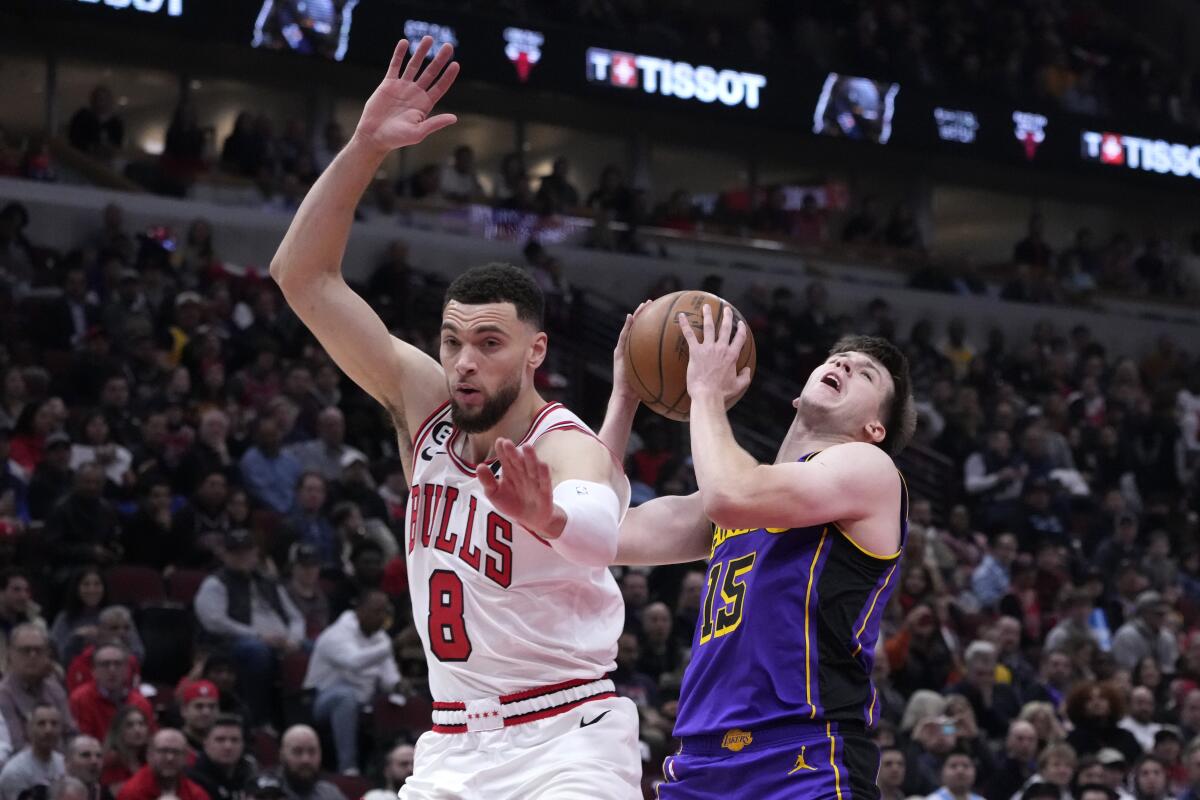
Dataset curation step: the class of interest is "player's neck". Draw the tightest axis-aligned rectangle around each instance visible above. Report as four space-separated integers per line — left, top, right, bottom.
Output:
775 415 856 463
462 390 549 464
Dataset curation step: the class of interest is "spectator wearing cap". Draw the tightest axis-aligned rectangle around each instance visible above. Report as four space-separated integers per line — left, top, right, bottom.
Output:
303 589 399 774
0 625 75 752
246 774 284 800
238 418 303 516
26 433 71 521
1096 748 1137 800
283 544 329 639
193 657 250 733
279 474 335 570
1132 755 1174 800
44 463 122 571
1152 728 1186 794
194 530 303 726
176 682 219 759
64 735 111 800
283 409 362 484
186 715 253 800
68 642 155 742
1066 682 1142 764
1120 686 1163 753
116 729 209 800
274 726 344 800
0 705 65 800
1112 591 1178 674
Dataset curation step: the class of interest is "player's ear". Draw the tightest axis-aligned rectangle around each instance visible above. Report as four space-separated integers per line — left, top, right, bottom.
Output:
864 418 886 444
528 330 548 370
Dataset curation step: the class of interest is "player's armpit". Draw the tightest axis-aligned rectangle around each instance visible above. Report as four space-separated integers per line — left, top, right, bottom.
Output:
275 272 447 441
615 492 710 566
702 442 900 546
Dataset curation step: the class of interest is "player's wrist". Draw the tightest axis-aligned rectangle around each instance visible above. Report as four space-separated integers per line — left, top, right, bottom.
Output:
347 132 392 162
532 505 568 541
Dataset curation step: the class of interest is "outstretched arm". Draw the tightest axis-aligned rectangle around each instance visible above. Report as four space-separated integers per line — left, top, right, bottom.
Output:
270 37 459 461
597 303 648 459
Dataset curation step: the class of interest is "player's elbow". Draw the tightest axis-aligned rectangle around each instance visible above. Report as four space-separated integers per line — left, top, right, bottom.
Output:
701 490 749 530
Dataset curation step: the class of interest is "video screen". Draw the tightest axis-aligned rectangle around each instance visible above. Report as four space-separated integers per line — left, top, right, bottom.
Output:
812 74 900 144
251 0 360 61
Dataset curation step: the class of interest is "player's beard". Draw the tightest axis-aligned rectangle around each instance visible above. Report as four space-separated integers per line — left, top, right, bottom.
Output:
450 373 522 433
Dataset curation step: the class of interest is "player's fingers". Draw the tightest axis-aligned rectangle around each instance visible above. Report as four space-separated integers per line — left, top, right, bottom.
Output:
735 366 753 394
677 313 699 349
700 304 715 345
387 39 410 79
717 304 734 345
401 36 433 82
535 461 552 494
730 318 748 358
518 445 540 483
425 61 461 106
616 312 635 350
417 114 458 140
475 463 497 494
417 42 454 90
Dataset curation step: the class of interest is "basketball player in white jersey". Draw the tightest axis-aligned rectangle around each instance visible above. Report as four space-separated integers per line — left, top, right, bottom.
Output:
270 37 641 799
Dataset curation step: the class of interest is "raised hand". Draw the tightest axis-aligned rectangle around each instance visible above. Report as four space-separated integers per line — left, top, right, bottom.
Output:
352 36 460 156
612 300 650 403
476 438 561 538
677 304 752 404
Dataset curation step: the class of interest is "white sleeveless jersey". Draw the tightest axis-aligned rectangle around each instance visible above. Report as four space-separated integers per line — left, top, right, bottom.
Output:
405 401 628 702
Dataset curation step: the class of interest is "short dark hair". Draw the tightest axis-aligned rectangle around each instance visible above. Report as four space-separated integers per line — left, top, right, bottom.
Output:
207 714 244 735
444 263 544 329
0 568 28 591
827 335 915 456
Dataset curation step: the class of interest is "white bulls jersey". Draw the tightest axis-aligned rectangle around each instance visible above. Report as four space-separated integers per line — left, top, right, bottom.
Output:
406 401 628 702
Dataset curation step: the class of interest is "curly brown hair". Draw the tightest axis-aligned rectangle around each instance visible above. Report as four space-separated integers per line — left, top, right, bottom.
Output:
1065 681 1125 728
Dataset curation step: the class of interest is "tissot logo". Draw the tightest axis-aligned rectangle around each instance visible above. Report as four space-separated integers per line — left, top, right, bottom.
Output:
503 27 543 82
1081 130 1200 179
75 0 182 15
585 48 766 110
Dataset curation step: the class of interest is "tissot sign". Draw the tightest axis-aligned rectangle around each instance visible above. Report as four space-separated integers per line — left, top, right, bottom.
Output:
585 47 766 110
1081 130 1200 180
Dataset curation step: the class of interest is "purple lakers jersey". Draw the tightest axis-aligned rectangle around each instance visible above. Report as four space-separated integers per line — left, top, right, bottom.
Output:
673 456 909 738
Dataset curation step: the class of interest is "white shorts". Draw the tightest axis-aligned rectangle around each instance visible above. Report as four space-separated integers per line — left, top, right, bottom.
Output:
399 695 642 800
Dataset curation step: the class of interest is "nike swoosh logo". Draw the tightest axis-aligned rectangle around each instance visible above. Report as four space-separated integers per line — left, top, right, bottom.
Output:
421 447 444 461
580 710 611 728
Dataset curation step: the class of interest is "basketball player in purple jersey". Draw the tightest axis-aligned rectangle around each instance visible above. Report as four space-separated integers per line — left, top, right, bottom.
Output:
489 305 915 798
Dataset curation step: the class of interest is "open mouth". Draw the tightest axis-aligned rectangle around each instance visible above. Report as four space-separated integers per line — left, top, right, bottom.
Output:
820 372 842 392
454 384 481 401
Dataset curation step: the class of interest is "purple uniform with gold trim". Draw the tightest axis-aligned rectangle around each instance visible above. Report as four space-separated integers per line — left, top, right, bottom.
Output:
659 453 908 800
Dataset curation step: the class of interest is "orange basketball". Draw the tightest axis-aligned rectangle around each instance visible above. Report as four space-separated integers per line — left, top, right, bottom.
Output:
624 290 757 421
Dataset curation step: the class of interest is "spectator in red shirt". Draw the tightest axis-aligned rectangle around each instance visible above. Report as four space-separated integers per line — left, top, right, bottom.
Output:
100 707 148 794
116 729 209 800
69 644 154 741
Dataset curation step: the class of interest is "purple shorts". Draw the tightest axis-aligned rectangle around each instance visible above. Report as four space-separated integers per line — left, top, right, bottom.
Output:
658 721 881 800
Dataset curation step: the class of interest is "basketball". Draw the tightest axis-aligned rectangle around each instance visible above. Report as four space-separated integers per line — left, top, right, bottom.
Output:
624 290 757 421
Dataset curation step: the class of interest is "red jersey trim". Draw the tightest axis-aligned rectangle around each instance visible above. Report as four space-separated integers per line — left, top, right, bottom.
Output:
411 401 452 450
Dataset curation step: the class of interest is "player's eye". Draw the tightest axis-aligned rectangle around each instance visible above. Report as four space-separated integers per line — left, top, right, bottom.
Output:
863 372 874 382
